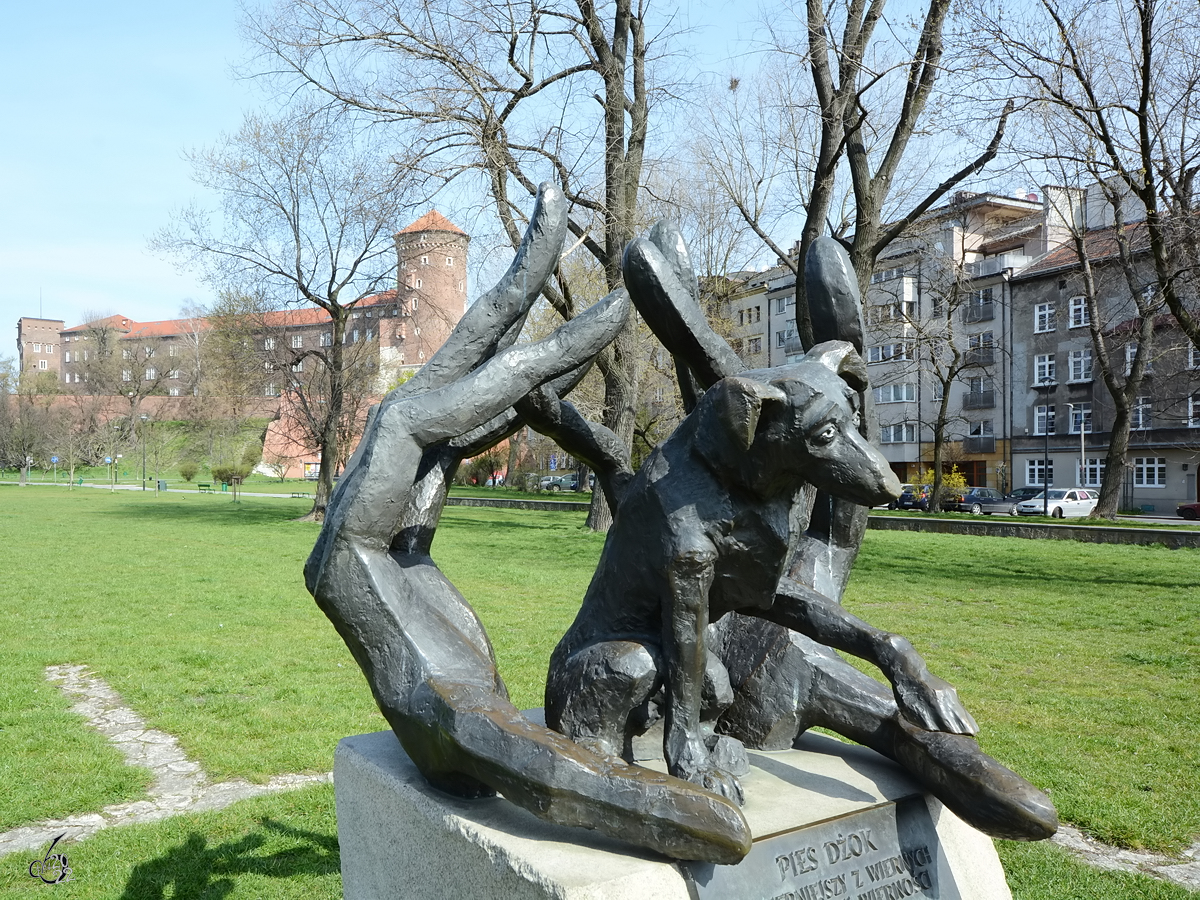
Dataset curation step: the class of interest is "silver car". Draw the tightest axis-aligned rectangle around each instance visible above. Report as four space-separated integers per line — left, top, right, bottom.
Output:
1016 489 1099 518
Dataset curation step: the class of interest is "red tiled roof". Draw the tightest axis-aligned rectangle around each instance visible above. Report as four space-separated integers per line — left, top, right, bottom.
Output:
123 318 211 338
62 314 134 334
397 210 465 236
1016 222 1150 279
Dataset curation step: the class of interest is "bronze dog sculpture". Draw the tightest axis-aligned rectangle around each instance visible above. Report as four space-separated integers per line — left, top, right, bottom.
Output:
545 225 1058 842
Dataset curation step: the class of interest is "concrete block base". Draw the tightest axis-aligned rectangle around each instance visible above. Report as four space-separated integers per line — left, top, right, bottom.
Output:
334 726 1013 900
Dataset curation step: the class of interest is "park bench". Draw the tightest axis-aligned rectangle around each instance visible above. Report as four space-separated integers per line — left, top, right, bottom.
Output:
197 483 214 493
291 491 311 499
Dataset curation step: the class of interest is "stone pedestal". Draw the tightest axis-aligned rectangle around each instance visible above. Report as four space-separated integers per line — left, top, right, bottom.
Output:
334 726 1012 900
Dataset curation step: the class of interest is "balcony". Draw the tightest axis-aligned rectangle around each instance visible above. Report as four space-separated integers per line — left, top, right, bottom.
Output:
963 435 996 454
962 301 995 323
963 390 995 409
964 347 995 366
964 252 1033 277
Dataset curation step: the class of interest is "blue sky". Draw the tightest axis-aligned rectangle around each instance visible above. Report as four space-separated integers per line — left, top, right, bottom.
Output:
1 1 749 338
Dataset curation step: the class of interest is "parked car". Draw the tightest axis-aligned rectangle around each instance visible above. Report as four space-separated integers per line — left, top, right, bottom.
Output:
1006 486 1044 504
940 486 1013 515
1178 500 1200 520
539 474 574 492
885 484 913 509
1015 488 1099 518
897 484 931 510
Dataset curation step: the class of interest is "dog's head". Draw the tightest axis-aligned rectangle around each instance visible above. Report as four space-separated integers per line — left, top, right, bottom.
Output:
694 341 902 506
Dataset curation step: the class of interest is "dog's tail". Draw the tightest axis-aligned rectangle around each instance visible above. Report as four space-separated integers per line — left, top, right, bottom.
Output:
393 677 753 864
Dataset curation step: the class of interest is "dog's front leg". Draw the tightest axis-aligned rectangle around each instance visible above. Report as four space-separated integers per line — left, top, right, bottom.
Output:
663 545 744 805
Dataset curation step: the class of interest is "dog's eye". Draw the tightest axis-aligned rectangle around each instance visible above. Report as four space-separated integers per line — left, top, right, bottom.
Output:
813 423 838 445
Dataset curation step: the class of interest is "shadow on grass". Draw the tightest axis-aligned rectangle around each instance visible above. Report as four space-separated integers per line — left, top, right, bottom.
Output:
93 499 313 528
118 818 338 899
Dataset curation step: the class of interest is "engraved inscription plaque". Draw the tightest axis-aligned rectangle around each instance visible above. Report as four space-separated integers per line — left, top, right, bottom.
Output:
681 796 960 900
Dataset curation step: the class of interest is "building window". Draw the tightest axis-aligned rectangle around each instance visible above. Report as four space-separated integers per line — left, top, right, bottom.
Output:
1026 458 1053 486
1132 457 1167 487
168 344 178 357
1132 396 1152 430
747 337 762 354
1124 342 1153 375
421 255 429 265
1069 296 1090 328
446 256 453 265
352 329 360 342
1190 347 1200 369
1034 303 1056 333
264 337 276 351
292 335 304 349
64 351 71 363
411 296 419 311
122 369 132 382
1068 403 1092 433
123 349 132 360
292 361 303 372
776 298 786 314
776 331 787 348
1068 348 1092 382
738 311 745 326
1083 458 1105 487
45 344 52 354
880 422 917 443
1190 394 1200 428
144 368 156 380
33 342 42 352
168 369 180 380
320 332 332 347
265 383 279 397
169 387 181 397
873 383 916 404
967 331 994 364
38 359 48 370
868 342 912 364
1034 405 1055 435
1034 354 1056 384
144 346 154 358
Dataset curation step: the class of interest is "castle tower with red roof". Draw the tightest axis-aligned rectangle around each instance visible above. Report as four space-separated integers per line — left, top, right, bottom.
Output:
384 210 469 379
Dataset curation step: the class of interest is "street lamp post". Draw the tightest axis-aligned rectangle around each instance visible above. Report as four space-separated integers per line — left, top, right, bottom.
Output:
139 414 149 491
1039 376 1055 515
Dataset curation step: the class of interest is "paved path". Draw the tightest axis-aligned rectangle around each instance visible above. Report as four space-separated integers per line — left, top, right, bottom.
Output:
0 666 329 858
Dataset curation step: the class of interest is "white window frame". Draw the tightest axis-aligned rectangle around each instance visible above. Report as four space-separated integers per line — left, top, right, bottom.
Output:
1082 457 1105 487
320 332 332 347
1132 457 1167 487
1068 348 1092 383
264 337 276 351
873 383 917 404
1026 458 1053 486
880 422 917 444
1190 347 1200 370
38 359 48 370
1069 296 1090 328
1034 405 1055 435
1034 303 1056 333
1068 403 1092 434
291 334 304 349
1034 354 1056 385
1131 396 1151 430
1189 394 1200 428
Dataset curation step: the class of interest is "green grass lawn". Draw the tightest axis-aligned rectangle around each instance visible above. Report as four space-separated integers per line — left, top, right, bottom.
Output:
0 487 1196 898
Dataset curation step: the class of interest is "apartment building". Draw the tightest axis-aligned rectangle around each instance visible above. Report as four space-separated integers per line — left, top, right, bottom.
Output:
1009 228 1200 511
735 186 1198 508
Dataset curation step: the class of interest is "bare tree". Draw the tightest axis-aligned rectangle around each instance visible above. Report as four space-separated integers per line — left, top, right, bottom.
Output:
698 0 1013 347
247 0 682 529
152 106 415 519
970 0 1194 517
971 0 1200 353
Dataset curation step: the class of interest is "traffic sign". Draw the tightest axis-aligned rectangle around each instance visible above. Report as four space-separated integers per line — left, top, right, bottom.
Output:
50 456 59 463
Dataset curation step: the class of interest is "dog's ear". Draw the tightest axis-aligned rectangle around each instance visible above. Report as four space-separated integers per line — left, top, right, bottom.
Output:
708 376 789 451
806 341 868 392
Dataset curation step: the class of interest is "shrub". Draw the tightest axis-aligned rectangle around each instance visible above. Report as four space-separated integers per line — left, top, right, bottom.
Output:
178 461 199 483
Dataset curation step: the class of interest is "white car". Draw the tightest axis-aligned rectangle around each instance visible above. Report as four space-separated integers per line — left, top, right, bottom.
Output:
1015 489 1099 518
